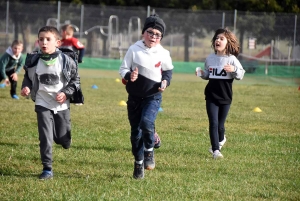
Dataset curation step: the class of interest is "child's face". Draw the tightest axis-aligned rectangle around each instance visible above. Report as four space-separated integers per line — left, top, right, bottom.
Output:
12 44 23 56
214 33 228 55
38 31 60 54
61 30 66 39
142 28 162 48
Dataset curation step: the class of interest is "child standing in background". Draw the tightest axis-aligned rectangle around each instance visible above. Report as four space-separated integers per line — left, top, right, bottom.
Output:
198 28 245 159
21 26 81 180
0 40 24 99
119 14 173 179
60 24 85 63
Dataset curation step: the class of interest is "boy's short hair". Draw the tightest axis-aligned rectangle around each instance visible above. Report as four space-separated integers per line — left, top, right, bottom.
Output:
38 26 60 39
60 24 74 36
11 40 23 47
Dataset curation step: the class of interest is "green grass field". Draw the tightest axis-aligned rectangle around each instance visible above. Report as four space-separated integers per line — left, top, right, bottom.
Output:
0 69 299 200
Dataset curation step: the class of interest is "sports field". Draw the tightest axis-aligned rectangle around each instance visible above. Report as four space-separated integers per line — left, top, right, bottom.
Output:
0 69 299 200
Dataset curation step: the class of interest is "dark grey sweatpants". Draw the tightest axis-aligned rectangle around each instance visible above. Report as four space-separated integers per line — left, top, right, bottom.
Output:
35 105 71 170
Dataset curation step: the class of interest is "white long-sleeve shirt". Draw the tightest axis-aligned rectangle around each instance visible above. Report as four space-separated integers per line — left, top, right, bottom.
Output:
119 40 174 98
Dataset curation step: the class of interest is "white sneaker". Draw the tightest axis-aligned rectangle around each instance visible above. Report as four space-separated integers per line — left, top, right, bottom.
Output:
213 150 224 159
208 136 227 154
219 136 226 149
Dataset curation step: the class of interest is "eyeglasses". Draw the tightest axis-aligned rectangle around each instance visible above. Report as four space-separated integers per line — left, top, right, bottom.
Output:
146 30 162 39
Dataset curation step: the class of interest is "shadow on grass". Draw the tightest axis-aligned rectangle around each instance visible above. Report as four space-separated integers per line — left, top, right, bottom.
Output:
0 167 40 178
71 144 131 152
0 142 21 147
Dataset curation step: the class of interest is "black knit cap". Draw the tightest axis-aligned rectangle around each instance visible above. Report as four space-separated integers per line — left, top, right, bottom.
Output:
142 14 166 37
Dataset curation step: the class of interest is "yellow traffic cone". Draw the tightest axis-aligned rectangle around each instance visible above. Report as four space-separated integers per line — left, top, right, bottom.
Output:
119 100 127 106
253 107 262 112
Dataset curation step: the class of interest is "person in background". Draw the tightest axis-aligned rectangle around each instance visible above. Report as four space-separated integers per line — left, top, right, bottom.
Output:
198 28 245 159
119 14 173 179
21 26 81 180
0 40 24 99
60 24 85 63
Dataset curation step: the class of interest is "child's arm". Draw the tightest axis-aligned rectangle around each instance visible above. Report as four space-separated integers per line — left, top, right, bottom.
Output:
200 60 210 80
60 57 80 100
10 73 18 81
10 56 23 81
15 56 24 74
12 56 24 81
0 54 9 82
119 48 133 81
230 57 245 80
21 68 32 96
161 51 173 87
78 48 85 63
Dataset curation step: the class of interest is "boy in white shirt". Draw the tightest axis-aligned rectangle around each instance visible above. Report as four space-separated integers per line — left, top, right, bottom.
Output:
119 14 174 179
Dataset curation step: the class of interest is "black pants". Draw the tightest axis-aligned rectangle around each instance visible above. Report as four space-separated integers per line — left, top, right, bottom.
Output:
6 68 17 96
206 100 230 152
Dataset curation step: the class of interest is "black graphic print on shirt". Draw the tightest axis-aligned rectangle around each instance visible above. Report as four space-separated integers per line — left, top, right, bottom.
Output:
39 74 59 85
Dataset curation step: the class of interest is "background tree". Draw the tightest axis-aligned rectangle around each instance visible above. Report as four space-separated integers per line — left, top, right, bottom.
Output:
236 12 276 53
161 9 206 61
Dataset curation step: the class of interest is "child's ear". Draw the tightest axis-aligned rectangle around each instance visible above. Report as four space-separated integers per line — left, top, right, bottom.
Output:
56 40 61 47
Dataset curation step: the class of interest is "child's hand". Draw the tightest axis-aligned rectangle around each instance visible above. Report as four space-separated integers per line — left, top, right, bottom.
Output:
4 78 10 86
158 80 167 92
195 67 204 76
131 67 138 82
122 78 128 85
224 64 235 72
11 73 18 81
56 92 67 104
21 87 30 96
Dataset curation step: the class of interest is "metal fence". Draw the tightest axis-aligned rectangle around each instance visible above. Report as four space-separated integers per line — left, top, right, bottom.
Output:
0 1 299 64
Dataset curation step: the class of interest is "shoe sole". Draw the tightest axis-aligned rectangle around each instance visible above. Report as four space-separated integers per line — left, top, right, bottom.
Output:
133 163 144 179
133 175 144 179
145 166 155 170
213 152 224 159
154 142 161 149
39 177 53 180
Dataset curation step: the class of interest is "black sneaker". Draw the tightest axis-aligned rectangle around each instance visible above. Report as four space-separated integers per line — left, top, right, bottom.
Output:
144 151 155 170
133 162 144 179
39 170 53 180
154 132 161 149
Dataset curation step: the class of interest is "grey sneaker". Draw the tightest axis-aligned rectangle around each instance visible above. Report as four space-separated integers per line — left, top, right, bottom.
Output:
39 170 53 180
133 162 144 179
144 151 155 170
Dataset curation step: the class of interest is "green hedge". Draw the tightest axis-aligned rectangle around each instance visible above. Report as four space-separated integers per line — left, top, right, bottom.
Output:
79 57 300 77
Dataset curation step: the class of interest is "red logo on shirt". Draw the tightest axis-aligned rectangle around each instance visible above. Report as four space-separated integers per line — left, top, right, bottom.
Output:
155 61 161 68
